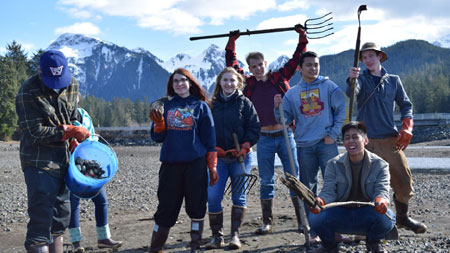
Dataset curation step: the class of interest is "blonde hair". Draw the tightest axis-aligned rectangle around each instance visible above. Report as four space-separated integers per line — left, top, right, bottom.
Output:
212 67 245 98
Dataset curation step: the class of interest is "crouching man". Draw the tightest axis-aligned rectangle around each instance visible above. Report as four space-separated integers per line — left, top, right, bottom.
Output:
309 121 395 252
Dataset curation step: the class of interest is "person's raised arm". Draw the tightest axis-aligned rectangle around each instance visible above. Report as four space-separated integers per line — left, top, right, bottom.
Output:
225 30 244 76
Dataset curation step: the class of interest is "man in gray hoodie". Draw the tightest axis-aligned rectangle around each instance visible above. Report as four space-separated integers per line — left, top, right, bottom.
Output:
274 51 346 243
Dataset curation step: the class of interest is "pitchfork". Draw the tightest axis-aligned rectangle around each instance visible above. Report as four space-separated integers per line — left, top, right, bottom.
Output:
224 133 258 195
190 12 334 41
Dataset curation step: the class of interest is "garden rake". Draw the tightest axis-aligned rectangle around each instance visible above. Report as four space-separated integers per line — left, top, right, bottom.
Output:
190 12 334 41
224 133 258 195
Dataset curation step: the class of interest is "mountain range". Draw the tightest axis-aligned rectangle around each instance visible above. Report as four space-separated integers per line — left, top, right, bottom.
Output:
48 33 450 102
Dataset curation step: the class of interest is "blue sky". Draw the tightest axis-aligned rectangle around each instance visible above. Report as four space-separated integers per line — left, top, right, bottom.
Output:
1 0 450 63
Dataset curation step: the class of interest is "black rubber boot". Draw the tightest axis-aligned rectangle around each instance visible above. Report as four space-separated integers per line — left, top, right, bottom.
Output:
149 224 170 253
27 244 49 253
229 206 246 249
190 219 204 253
204 212 225 249
366 239 387 253
49 235 63 253
291 197 304 232
255 199 273 234
394 196 427 234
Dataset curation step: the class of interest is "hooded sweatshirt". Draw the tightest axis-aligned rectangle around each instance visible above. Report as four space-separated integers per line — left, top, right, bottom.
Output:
275 76 346 147
151 94 216 163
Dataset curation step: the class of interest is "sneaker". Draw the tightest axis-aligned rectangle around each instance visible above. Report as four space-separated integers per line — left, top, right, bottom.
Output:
335 233 352 243
310 235 322 245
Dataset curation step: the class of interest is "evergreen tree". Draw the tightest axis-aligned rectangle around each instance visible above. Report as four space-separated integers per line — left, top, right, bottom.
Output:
0 57 20 140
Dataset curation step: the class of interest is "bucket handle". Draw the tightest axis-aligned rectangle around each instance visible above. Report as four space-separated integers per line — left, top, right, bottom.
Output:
91 134 114 150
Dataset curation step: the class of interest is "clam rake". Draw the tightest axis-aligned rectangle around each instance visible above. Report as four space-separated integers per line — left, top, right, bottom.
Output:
190 12 334 41
224 133 258 195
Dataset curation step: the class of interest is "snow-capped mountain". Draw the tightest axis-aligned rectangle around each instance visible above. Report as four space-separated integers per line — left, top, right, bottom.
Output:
433 34 450 48
48 33 169 102
47 33 286 101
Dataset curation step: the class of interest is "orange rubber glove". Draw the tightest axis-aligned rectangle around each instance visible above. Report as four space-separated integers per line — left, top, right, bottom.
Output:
374 197 388 214
69 139 79 153
396 118 413 151
224 149 237 159
150 110 166 133
206 151 218 186
225 30 240 51
295 24 308 44
236 142 251 160
308 197 325 215
216 147 227 158
60 125 90 142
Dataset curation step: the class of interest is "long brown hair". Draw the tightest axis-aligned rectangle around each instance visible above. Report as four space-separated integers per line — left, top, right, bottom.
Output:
166 68 209 103
212 67 245 98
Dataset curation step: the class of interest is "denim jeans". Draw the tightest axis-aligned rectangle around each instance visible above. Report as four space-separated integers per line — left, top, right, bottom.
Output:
257 130 299 199
24 167 70 249
309 206 396 247
297 140 339 196
208 154 252 212
69 187 108 228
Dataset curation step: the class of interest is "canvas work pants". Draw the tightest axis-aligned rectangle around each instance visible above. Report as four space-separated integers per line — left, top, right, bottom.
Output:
366 137 414 204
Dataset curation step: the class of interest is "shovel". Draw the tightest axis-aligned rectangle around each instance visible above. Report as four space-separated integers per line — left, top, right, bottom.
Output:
278 104 311 248
224 133 258 195
190 12 334 41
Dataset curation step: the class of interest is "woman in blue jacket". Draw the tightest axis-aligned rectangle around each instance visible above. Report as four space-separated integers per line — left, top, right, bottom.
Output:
149 68 218 253
205 67 260 250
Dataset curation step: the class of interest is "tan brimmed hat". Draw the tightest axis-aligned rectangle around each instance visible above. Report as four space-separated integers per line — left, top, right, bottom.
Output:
359 42 388 62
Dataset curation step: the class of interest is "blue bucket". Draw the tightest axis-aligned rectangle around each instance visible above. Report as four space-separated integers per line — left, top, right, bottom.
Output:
66 140 118 199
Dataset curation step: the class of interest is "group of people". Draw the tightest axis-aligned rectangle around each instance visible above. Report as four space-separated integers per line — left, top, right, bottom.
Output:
16 27 426 253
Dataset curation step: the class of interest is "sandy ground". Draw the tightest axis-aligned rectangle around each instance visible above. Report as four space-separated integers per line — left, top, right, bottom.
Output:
0 139 449 252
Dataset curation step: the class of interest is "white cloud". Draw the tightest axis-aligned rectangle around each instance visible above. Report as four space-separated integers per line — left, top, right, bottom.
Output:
58 0 277 34
277 0 310 11
257 14 308 29
54 22 101 36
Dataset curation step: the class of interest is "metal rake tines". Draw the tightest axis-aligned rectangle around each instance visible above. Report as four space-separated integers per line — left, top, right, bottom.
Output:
225 172 258 195
305 12 334 39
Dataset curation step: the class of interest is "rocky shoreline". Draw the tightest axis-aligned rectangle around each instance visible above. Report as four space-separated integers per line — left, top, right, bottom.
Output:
1 142 449 252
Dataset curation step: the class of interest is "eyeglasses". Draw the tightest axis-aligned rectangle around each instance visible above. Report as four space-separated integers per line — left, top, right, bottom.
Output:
173 78 189 84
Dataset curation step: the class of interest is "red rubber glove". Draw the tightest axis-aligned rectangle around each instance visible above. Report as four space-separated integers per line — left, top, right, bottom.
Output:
396 118 413 150
225 30 240 51
236 142 251 160
216 147 227 158
374 197 388 214
308 197 325 215
60 125 90 142
206 151 218 186
295 24 308 44
69 139 79 153
150 110 166 133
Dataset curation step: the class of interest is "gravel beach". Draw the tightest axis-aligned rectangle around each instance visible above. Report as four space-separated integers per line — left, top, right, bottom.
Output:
1 140 449 252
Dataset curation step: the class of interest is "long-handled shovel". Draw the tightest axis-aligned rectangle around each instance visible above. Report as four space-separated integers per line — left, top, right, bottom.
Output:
224 133 258 195
281 172 398 240
190 12 334 41
348 5 367 121
278 104 311 248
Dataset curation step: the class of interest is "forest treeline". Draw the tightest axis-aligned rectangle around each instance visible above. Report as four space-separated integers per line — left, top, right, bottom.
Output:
1 40 449 140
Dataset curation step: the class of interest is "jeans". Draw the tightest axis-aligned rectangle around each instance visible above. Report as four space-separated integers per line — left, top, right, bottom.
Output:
309 206 396 247
24 167 70 249
257 130 299 199
69 187 108 228
208 154 252 212
297 140 338 196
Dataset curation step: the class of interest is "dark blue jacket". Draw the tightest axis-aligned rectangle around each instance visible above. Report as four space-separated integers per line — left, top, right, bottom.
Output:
151 94 216 163
211 91 260 150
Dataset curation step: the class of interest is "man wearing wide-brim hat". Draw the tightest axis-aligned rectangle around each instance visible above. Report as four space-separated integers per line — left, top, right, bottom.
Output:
16 50 90 252
346 42 427 237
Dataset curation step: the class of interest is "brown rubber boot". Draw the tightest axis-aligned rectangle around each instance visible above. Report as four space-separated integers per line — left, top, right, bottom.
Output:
255 199 273 234
71 241 85 253
97 224 123 250
149 224 170 253
229 206 246 250
27 244 49 253
204 212 225 249
49 235 63 253
394 196 427 234
291 197 304 232
190 219 204 252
